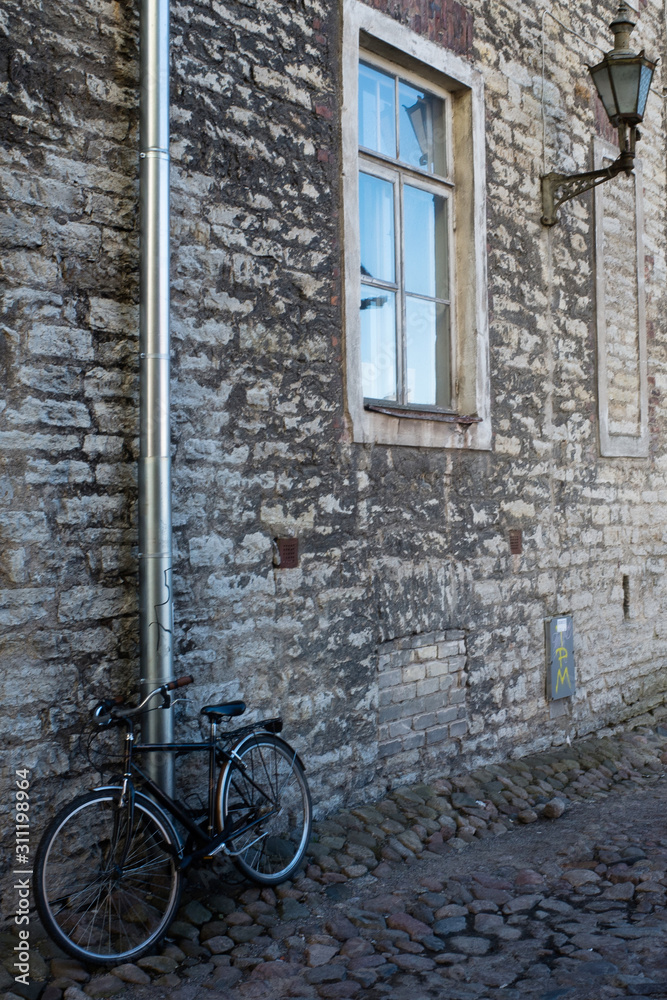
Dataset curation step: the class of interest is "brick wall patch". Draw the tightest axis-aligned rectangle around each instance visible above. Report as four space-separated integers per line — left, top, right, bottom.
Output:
360 0 474 56
378 630 468 761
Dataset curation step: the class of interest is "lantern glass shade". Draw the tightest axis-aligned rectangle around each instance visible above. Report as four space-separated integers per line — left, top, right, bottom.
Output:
589 53 656 127
590 63 615 120
638 63 653 117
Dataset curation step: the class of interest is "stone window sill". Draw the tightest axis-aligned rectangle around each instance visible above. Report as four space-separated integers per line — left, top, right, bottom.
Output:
364 402 481 426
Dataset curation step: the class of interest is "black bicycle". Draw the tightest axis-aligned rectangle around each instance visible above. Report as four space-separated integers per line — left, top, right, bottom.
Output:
34 675 312 964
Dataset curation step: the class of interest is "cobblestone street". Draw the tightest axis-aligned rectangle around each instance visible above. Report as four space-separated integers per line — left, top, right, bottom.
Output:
4 720 667 1000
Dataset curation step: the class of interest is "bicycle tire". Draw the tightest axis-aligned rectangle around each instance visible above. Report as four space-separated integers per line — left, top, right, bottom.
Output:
35 788 182 964
217 733 312 885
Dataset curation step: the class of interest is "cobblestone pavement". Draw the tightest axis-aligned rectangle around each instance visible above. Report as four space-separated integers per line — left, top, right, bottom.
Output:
4 721 667 1000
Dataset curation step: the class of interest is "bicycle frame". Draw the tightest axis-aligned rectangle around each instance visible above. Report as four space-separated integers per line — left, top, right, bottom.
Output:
108 716 280 872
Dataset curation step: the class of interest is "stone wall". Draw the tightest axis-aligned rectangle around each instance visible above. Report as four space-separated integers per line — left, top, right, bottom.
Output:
1 0 667 910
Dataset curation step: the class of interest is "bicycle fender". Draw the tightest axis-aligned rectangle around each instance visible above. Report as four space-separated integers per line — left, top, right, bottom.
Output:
95 786 184 862
233 733 306 772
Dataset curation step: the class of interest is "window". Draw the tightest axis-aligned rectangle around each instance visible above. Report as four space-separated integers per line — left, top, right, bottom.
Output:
342 0 491 450
358 59 453 410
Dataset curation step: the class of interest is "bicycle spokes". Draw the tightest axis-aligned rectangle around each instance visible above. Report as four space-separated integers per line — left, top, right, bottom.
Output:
36 792 181 962
221 735 312 884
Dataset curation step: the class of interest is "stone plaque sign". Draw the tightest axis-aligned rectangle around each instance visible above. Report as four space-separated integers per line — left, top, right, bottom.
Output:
546 615 575 701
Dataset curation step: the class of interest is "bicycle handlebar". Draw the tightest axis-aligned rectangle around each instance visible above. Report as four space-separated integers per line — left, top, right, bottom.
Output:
166 675 194 691
93 675 195 724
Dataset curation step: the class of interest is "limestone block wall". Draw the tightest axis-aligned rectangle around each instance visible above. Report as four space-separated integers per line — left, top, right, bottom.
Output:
1 0 667 910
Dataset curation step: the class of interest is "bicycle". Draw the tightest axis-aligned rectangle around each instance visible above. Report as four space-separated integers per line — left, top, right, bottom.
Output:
34 674 312 965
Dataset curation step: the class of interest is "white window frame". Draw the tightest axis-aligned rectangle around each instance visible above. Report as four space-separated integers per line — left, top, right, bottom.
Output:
342 0 491 450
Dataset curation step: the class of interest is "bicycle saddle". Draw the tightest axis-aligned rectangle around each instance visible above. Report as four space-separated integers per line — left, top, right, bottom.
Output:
200 701 246 719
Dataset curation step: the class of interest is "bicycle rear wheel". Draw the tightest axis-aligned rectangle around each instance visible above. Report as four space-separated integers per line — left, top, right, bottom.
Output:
218 734 312 885
35 789 182 963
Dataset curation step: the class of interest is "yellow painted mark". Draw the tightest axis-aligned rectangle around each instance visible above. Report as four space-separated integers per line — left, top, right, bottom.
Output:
555 646 570 693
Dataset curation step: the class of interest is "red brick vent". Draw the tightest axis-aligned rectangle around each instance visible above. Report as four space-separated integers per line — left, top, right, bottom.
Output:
276 538 299 569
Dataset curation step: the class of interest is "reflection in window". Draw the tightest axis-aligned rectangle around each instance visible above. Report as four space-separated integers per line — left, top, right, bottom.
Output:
359 63 396 157
359 172 395 283
403 186 448 300
359 63 447 177
360 285 397 400
399 82 446 176
406 299 450 406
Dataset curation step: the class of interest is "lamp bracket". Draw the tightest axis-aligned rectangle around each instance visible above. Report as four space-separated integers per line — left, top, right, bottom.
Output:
541 147 635 227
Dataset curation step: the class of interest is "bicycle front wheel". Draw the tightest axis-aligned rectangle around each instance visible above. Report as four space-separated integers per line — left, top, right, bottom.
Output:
218 734 312 885
35 789 182 963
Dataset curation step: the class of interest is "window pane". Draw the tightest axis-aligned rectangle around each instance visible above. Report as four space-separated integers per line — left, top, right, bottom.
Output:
360 284 397 400
403 185 448 300
359 62 396 157
399 81 446 175
405 298 450 407
359 172 395 283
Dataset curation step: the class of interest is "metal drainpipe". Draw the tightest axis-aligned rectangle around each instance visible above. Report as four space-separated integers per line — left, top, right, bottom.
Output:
139 0 174 794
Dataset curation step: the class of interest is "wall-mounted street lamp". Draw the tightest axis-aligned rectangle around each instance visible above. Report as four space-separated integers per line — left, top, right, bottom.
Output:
541 2 657 227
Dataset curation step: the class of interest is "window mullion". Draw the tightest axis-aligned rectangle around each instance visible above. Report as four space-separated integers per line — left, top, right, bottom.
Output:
359 148 454 188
